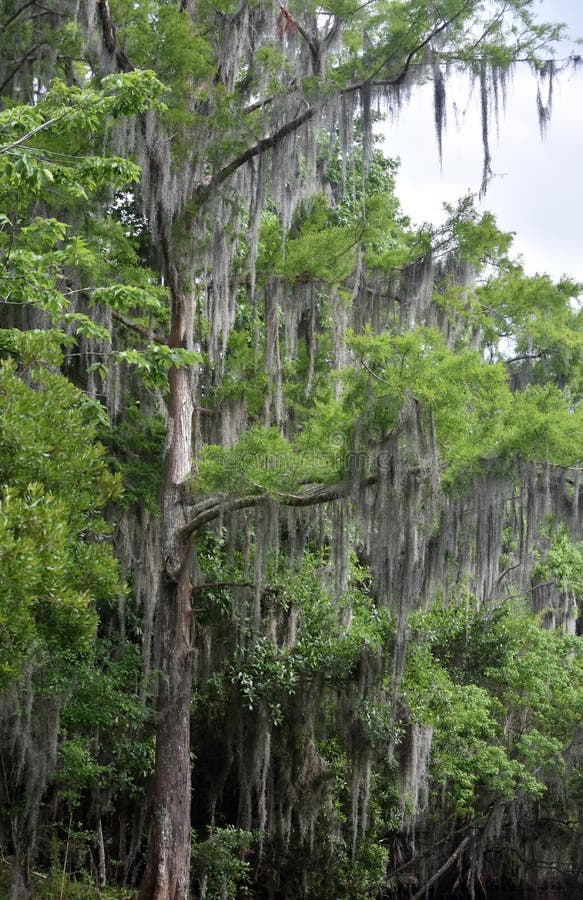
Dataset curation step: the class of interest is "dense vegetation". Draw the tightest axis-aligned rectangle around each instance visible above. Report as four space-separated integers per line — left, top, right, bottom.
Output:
1 1 583 898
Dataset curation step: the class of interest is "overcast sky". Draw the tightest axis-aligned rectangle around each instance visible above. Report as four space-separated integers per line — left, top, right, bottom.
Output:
385 0 583 283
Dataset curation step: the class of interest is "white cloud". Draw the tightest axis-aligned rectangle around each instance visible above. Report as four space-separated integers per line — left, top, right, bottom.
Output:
384 0 583 282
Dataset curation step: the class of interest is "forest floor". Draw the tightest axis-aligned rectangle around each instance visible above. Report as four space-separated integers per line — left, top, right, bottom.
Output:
0 860 137 899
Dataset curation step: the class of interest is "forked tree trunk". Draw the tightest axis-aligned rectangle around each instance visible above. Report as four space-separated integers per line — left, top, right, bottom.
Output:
140 291 196 898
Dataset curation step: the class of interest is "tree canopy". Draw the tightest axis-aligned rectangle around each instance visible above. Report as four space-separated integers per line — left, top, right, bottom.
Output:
1 1 583 899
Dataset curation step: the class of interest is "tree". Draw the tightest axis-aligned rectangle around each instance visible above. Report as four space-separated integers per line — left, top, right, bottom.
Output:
0 67 167 897
2 1 583 898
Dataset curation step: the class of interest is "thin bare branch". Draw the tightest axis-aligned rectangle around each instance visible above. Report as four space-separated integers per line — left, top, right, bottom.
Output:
410 835 471 900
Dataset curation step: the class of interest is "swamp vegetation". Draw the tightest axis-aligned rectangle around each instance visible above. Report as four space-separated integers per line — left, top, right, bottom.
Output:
1 0 583 897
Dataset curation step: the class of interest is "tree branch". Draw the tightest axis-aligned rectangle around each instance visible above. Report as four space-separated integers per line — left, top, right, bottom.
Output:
0 1 38 35
97 0 134 72
503 350 551 365
0 109 70 154
189 105 317 207
183 450 583 540
243 80 298 115
343 0 473 95
185 2 471 201
410 834 471 900
275 1 320 72
360 359 394 387
183 474 378 536
110 309 168 345
0 43 45 94
185 12 468 204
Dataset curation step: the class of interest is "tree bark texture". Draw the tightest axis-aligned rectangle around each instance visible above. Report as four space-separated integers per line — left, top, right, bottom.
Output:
140 299 196 898
138 565 193 900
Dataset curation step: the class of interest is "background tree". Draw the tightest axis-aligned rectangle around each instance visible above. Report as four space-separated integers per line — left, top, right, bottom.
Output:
0 70 166 897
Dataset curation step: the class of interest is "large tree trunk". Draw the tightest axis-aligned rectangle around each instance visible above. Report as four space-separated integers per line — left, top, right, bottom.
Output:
140 286 196 898
139 563 193 899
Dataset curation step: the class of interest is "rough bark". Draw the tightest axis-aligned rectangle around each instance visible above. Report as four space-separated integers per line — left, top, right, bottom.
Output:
138 561 193 900
139 288 197 898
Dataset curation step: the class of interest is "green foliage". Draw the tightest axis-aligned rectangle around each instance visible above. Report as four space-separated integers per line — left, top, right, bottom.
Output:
306 829 389 899
0 72 165 185
212 326 269 417
228 635 299 723
498 383 583 467
344 325 510 473
191 826 258 899
404 598 583 815
442 194 514 268
57 737 109 806
200 555 391 725
476 265 583 361
293 570 392 682
532 524 583 598
0 77 206 540
1 0 579 894
0 72 170 386
345 314 583 483
254 150 411 286
0 360 120 690
115 345 201 390
283 209 359 284
104 402 166 511
58 640 155 804
0 862 137 899
195 424 341 496
108 0 215 138
199 172 583 504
